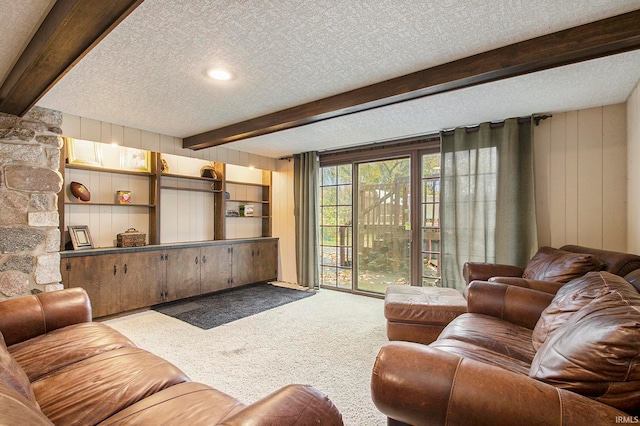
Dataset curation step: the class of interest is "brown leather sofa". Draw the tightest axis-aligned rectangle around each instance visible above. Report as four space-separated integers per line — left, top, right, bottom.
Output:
0 288 343 425
464 245 640 293
372 261 640 424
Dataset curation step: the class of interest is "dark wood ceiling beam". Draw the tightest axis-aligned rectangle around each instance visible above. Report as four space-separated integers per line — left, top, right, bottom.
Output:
0 0 144 117
184 9 640 150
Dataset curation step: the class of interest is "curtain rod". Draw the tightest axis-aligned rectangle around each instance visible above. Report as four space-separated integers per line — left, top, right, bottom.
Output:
441 116 538 135
281 114 553 159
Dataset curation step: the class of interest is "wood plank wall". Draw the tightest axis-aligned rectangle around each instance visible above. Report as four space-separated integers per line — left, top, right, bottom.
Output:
628 83 640 255
533 103 627 252
272 159 297 283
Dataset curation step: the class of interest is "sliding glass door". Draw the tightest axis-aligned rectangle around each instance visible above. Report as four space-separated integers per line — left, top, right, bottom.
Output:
356 158 411 293
319 139 440 294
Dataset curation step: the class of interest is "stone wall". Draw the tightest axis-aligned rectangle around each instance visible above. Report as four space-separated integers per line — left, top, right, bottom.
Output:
0 107 63 299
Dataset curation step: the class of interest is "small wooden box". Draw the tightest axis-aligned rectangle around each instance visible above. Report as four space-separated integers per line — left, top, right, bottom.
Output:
117 228 146 247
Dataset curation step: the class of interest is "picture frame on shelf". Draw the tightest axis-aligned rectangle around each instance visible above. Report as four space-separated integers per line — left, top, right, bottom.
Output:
121 147 151 172
68 225 94 250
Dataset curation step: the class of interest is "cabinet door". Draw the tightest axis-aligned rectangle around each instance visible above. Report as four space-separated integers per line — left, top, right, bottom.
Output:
165 247 201 301
120 251 164 311
230 241 278 286
254 240 278 282
231 243 256 286
200 244 232 294
61 256 107 318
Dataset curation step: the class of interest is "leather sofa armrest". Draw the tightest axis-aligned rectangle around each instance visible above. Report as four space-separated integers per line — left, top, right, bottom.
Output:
0 288 92 346
463 262 524 284
221 384 343 425
466 281 554 329
371 342 628 426
488 276 565 294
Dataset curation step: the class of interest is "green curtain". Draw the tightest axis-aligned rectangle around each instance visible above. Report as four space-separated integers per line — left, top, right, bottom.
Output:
440 118 537 290
293 151 319 289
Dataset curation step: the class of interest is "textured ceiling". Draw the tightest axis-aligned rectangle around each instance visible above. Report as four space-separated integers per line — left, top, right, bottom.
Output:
8 0 640 157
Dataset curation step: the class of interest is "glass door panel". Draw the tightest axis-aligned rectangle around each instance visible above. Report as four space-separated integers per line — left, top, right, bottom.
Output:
356 158 411 294
421 153 441 286
319 165 353 289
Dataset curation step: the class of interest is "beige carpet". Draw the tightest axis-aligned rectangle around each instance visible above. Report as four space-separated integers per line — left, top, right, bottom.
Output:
105 287 388 425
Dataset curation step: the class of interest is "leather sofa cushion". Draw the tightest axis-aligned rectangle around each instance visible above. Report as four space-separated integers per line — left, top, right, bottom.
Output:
438 313 536 364
0 332 37 408
522 246 603 283
98 382 245 425
530 273 640 414
431 338 532 376
9 322 135 381
532 271 617 350
32 347 190 426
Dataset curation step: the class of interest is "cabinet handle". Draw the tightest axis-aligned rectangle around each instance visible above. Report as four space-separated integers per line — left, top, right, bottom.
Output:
66 262 71 271
202 255 207 264
124 263 128 274
195 256 198 265
113 265 117 276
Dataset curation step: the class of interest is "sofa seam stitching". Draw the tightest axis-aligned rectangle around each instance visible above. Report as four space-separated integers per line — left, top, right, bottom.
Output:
34 295 46 335
445 357 463 425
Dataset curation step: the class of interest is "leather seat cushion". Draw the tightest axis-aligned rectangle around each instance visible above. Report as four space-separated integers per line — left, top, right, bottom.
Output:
530 274 640 414
430 338 531 375
32 347 190 426
438 313 536 364
522 246 603 283
9 322 136 381
98 382 245 425
385 285 466 325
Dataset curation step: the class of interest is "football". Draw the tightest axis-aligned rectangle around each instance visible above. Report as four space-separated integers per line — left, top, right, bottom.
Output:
70 181 91 201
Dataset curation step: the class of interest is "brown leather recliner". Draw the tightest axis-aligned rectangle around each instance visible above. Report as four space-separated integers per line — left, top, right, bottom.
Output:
463 245 640 294
371 270 640 425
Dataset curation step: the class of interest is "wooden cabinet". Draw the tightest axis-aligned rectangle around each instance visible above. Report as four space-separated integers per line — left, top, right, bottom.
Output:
231 239 278 286
61 251 163 317
60 239 278 318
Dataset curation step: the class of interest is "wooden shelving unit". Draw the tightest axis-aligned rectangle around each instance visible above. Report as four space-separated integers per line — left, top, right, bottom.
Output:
59 147 271 249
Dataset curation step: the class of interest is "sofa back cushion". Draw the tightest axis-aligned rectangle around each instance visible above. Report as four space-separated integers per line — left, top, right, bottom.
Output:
532 271 623 350
529 272 640 414
560 245 640 277
523 246 603 283
0 332 38 408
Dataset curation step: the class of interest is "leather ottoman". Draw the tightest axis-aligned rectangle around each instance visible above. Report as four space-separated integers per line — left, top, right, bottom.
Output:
384 285 467 344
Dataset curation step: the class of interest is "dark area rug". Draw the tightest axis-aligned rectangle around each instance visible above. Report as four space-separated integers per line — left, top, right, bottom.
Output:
153 283 315 329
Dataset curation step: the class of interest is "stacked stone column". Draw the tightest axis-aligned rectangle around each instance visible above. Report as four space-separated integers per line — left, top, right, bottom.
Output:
0 107 63 299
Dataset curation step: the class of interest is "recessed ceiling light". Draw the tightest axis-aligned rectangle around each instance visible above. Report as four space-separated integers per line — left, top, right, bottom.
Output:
206 68 234 81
